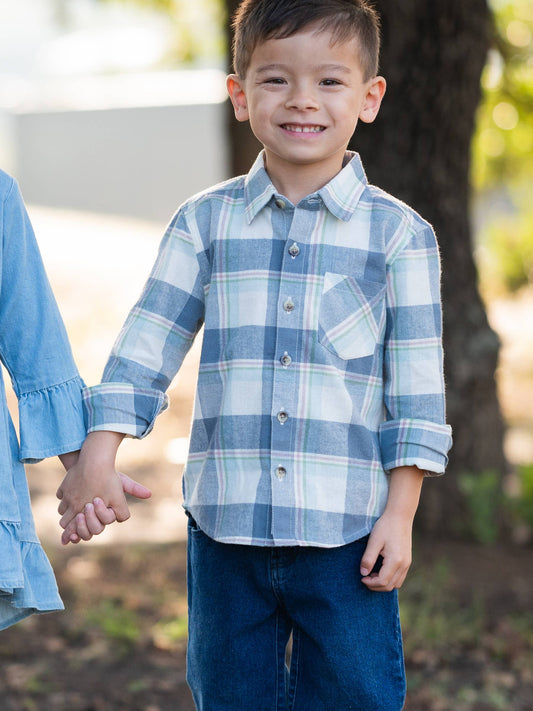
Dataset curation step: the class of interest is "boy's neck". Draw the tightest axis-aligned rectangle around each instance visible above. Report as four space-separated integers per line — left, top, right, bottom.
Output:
263 152 346 205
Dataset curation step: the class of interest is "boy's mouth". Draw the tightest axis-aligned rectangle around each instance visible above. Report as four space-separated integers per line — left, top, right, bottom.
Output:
281 124 325 134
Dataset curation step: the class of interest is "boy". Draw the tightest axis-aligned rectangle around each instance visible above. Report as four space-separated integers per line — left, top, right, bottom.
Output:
57 1 452 708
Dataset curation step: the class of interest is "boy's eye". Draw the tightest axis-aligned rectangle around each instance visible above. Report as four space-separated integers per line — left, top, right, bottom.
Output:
264 77 287 85
320 79 342 86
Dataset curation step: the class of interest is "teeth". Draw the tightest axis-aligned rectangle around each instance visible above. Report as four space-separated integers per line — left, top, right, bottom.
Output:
283 125 324 133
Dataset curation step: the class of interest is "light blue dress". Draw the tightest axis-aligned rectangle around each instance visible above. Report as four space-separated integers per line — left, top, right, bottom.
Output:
0 170 86 630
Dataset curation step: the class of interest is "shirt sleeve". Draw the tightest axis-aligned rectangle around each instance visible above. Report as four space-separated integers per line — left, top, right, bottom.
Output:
0 177 86 462
378 221 452 475
84 208 206 438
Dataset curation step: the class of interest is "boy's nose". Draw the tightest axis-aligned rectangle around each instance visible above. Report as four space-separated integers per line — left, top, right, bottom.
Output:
285 85 319 111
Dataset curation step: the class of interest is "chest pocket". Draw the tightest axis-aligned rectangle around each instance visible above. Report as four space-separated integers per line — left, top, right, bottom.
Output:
318 273 386 360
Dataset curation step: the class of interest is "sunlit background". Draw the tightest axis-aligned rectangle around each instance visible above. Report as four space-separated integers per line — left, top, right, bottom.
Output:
0 0 230 545
1 2 533 709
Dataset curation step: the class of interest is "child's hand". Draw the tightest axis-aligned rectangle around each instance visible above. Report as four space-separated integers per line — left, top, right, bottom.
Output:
56 431 151 545
359 465 424 592
60 471 151 544
63 497 118 545
359 512 413 591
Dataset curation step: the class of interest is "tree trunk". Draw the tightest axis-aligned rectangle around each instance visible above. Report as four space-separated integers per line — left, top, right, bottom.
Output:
350 0 507 535
224 0 508 536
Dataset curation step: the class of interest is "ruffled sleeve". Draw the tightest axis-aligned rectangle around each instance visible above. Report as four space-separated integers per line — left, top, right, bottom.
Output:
0 173 87 460
18 376 86 463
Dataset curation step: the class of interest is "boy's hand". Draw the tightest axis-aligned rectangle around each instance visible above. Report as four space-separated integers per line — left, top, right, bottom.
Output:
360 512 413 591
56 431 151 545
360 465 424 592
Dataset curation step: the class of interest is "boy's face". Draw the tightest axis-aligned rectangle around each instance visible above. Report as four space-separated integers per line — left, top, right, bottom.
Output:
228 26 385 198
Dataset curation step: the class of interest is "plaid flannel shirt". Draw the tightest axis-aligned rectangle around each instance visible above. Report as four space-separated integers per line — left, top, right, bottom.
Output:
84 151 452 547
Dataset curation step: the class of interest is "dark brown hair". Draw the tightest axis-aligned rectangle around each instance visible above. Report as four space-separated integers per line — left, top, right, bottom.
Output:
231 0 381 81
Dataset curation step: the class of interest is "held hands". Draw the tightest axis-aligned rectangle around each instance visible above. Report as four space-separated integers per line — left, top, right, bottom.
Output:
56 431 151 545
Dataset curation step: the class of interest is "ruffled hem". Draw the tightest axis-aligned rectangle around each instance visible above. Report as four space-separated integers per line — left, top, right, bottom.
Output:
0 521 63 630
18 376 87 462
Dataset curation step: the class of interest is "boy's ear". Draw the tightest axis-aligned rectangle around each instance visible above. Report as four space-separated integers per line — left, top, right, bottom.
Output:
359 76 386 124
227 74 250 122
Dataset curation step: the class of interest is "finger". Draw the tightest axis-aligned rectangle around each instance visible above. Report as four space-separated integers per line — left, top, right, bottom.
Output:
110 495 131 524
61 518 82 546
56 487 63 500
118 472 152 500
93 498 118 525
58 500 67 516
60 509 78 530
362 572 396 591
73 512 93 542
360 537 383 578
362 557 408 592
62 531 81 545
83 503 105 536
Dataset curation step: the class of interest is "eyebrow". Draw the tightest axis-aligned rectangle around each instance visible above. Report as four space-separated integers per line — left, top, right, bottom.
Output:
254 63 352 75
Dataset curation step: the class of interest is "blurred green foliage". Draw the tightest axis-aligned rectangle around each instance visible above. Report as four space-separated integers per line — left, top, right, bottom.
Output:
472 0 533 191
476 194 533 294
458 470 503 544
509 463 533 531
85 598 142 652
473 1 533 296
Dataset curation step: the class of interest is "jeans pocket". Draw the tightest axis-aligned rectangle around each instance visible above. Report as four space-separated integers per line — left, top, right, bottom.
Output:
318 273 386 360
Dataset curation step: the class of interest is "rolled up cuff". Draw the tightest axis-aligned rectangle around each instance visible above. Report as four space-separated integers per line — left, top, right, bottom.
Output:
379 418 453 476
83 382 168 439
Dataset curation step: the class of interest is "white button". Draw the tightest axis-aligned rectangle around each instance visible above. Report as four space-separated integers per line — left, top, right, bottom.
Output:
283 298 295 312
288 242 300 258
280 353 292 367
275 199 286 209
275 466 287 480
277 411 289 424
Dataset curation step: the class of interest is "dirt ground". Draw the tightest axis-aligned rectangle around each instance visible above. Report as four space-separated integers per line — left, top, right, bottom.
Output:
1 206 532 710
1 538 532 711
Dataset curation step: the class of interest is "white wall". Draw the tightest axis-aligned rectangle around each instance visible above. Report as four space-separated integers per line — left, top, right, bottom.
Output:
10 100 229 222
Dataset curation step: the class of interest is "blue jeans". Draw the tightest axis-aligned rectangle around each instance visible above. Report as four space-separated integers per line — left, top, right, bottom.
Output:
186 517 406 711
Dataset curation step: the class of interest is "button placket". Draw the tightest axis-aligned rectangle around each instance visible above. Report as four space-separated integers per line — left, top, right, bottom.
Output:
270 207 315 538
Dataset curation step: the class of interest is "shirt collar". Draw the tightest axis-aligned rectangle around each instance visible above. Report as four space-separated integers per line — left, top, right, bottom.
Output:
243 150 368 224
243 153 277 224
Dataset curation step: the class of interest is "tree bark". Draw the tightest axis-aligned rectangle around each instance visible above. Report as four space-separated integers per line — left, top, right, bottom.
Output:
350 0 507 535
224 0 508 536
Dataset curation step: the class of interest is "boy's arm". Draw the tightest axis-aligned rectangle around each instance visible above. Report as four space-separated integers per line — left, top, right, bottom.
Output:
360 465 423 591
56 431 151 545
